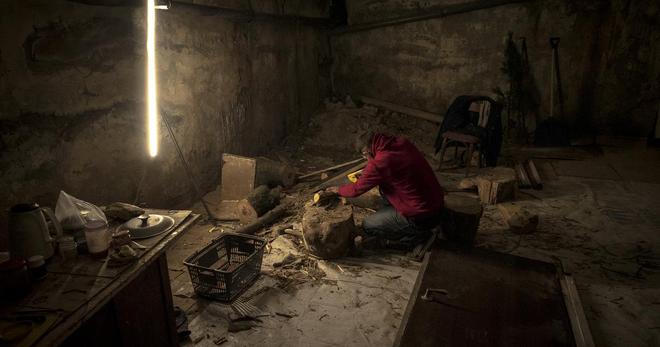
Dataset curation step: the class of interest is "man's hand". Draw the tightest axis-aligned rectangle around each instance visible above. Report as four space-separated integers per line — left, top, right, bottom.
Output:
325 186 339 195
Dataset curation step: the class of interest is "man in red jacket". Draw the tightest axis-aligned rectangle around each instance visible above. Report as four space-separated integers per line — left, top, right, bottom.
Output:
327 132 444 248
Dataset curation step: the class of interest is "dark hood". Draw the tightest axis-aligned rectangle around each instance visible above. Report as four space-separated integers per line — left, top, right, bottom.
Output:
371 133 396 155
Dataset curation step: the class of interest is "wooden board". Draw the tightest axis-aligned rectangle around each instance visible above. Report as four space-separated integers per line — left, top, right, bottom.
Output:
395 245 579 347
15 274 113 312
0 213 199 346
220 153 256 200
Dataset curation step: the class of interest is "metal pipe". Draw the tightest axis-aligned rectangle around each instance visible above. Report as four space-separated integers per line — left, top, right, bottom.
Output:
170 0 329 27
161 112 216 220
331 0 531 36
66 0 329 26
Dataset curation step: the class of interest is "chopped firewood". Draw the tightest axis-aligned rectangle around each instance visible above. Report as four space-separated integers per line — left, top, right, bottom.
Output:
515 162 532 189
475 167 517 204
527 160 543 190
234 202 291 235
498 203 539 234
238 185 281 223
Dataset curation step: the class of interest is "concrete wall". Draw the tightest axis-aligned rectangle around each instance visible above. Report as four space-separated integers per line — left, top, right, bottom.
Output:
332 0 660 137
0 0 328 244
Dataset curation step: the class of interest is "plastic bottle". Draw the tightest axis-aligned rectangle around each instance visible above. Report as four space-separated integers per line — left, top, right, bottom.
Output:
58 236 78 261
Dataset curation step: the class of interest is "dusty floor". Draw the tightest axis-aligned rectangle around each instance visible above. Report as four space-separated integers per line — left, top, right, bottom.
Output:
166 104 660 347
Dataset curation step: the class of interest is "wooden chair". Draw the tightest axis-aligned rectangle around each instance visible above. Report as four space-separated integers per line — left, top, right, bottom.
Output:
436 131 482 177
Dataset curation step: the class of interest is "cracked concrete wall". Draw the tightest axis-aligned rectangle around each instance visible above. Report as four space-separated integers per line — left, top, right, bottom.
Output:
0 0 326 245
333 0 660 137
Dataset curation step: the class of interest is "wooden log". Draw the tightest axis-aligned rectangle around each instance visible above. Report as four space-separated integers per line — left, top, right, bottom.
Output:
302 204 356 259
526 160 543 190
475 167 517 204
515 162 532 189
298 158 365 180
358 96 444 124
255 157 296 188
497 203 538 234
440 194 483 246
238 185 281 223
234 202 291 235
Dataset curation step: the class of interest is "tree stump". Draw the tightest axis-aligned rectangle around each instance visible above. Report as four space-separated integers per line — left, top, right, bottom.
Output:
302 204 356 259
441 194 483 246
475 167 517 204
238 185 281 224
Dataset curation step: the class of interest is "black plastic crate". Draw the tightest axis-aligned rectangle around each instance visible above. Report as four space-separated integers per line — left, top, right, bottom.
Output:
183 232 266 302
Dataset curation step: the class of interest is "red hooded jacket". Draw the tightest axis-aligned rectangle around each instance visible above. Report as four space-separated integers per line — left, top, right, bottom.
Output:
338 133 444 220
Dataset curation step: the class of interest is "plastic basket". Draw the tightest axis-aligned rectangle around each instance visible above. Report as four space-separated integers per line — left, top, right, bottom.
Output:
183 232 266 302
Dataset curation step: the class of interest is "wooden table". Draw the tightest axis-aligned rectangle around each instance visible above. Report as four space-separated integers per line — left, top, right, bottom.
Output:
0 209 199 347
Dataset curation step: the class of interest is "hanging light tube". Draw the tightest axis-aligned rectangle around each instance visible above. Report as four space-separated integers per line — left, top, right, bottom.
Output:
147 0 158 157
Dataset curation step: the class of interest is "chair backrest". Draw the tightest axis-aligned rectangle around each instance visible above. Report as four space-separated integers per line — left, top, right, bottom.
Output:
435 95 503 166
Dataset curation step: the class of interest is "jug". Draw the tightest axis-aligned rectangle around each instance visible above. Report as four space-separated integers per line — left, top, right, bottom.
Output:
9 203 63 259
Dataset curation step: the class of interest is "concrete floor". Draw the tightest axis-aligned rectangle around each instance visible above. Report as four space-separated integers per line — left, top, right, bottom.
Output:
167 217 421 346
166 139 660 347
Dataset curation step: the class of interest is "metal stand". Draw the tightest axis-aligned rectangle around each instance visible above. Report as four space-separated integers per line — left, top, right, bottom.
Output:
161 112 216 221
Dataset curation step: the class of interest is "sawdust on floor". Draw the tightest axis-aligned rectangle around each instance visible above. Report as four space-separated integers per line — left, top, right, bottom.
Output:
168 102 660 347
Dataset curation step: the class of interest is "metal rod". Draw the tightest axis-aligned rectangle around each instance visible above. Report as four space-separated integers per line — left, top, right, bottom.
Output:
331 0 529 35
161 112 215 220
170 0 329 27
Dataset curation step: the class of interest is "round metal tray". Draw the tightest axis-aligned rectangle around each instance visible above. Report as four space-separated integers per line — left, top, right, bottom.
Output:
122 214 175 240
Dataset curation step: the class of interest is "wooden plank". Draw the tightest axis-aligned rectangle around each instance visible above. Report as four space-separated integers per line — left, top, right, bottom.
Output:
312 161 367 191
298 158 365 180
395 245 575 346
560 275 595 347
158 254 178 347
61 303 121 347
111 255 177 347
332 0 529 35
394 252 431 347
358 96 444 124
15 274 113 312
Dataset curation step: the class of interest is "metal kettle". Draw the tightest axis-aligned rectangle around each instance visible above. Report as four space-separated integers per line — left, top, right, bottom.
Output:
8 203 63 259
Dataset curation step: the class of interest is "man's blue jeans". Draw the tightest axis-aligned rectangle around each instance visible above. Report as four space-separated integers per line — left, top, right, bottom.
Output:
362 192 440 247
362 206 431 246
